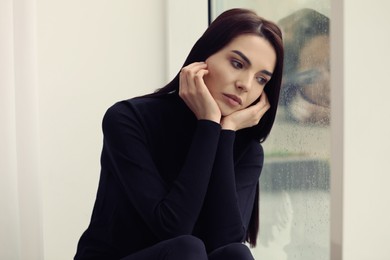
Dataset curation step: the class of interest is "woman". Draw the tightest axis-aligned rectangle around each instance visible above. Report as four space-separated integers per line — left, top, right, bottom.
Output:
75 8 284 260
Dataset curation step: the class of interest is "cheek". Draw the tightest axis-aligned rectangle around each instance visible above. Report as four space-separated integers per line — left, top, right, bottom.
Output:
204 63 225 91
203 73 214 93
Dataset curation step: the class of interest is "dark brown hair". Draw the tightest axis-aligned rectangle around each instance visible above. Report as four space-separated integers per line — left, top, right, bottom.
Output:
154 8 283 143
152 8 284 247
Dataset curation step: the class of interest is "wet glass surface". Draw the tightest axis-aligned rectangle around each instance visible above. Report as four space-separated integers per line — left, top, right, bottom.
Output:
211 1 331 259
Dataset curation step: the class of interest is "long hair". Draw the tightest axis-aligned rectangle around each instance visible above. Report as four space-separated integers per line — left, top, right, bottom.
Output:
151 8 284 247
153 8 284 143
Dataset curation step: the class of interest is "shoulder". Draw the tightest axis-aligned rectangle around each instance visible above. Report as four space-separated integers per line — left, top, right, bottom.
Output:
106 95 164 114
102 97 158 133
104 94 174 122
102 93 187 135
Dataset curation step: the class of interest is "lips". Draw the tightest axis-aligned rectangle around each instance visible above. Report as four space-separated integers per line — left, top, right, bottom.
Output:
223 94 242 106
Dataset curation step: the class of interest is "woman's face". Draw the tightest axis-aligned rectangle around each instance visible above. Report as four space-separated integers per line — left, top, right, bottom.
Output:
204 34 277 116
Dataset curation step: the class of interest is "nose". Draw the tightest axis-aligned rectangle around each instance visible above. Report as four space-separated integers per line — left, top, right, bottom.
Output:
235 73 252 92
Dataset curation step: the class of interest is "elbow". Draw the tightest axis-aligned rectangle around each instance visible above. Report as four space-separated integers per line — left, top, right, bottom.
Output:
154 223 194 241
153 204 196 240
206 224 247 252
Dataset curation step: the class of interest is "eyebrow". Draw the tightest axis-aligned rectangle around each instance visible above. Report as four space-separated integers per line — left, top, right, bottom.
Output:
232 50 251 65
231 50 273 77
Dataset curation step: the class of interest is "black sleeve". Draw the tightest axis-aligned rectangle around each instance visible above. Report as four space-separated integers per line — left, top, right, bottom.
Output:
102 102 221 240
197 130 263 251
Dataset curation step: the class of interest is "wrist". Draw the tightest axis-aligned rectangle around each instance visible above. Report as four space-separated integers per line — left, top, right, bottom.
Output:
199 111 221 124
221 119 237 131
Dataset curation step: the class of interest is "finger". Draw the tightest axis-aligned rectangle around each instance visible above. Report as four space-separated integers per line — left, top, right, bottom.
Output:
244 95 269 122
179 70 191 98
257 92 271 111
180 62 207 76
181 63 207 88
194 69 209 88
179 66 188 87
259 91 269 105
180 62 205 89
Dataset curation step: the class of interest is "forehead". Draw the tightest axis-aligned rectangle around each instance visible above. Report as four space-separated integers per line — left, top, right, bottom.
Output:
222 34 277 72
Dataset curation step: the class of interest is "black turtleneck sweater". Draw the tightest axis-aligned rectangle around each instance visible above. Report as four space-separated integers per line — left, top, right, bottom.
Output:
75 93 264 259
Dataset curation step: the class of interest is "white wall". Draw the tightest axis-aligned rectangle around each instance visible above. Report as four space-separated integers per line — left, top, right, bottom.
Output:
166 0 209 79
36 1 166 259
331 0 390 259
341 0 390 259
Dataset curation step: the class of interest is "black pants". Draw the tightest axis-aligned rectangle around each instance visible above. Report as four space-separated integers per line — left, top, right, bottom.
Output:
121 235 254 260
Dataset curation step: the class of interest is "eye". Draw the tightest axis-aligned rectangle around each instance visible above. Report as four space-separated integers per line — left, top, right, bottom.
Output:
256 76 268 85
231 59 243 69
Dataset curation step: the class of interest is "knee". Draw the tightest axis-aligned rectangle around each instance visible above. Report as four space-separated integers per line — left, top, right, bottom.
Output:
168 235 207 259
210 243 254 260
228 243 253 259
174 235 205 251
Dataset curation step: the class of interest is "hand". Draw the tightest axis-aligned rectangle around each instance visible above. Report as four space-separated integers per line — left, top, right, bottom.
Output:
179 62 221 123
220 92 270 131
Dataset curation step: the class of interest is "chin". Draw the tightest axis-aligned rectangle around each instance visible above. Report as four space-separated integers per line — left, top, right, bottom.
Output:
221 108 235 117
219 106 236 117
216 101 236 117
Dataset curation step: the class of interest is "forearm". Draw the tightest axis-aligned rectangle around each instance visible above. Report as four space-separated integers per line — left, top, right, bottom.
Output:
197 131 263 251
198 131 246 250
157 120 222 235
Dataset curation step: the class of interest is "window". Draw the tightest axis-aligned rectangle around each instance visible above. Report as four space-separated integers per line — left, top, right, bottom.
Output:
210 1 331 259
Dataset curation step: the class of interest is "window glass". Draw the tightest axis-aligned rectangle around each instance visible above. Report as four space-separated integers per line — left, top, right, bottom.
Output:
210 1 331 259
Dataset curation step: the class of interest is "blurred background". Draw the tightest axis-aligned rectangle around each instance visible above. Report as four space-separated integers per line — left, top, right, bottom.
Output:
1 0 389 259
